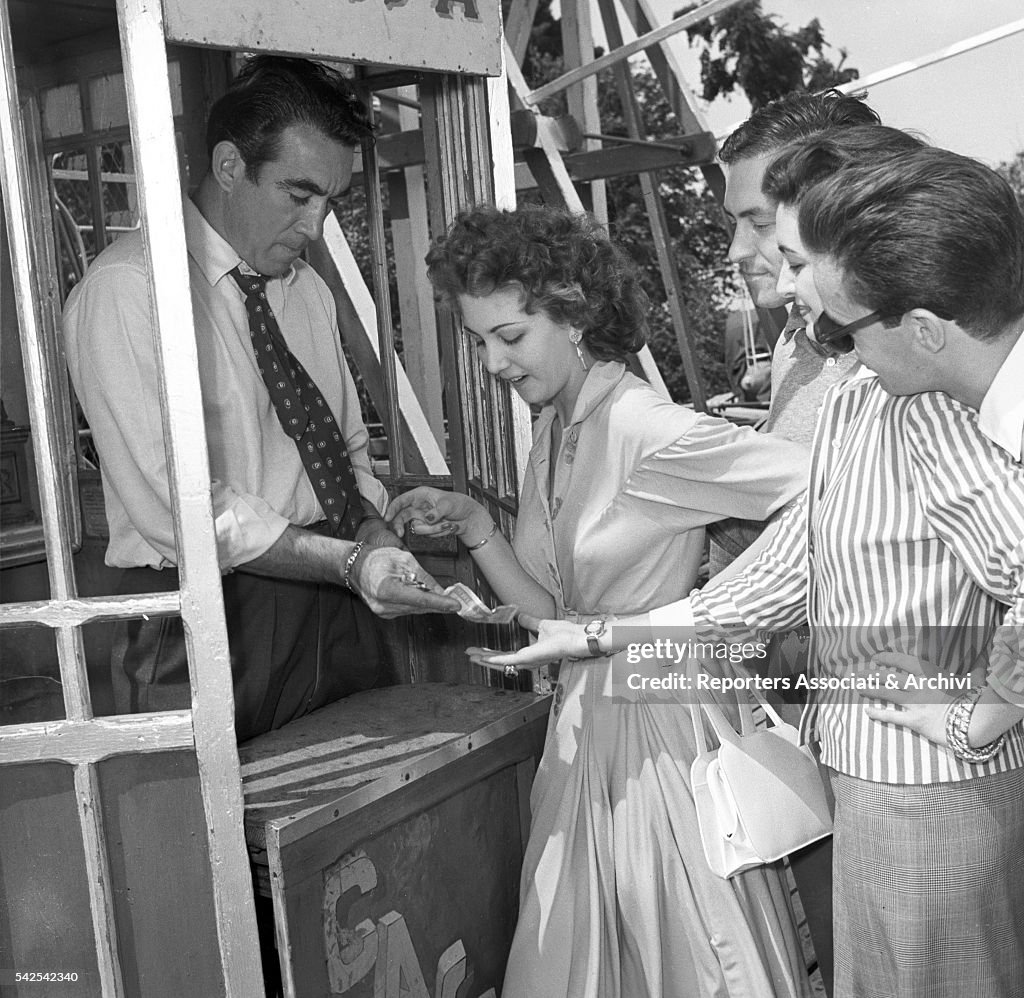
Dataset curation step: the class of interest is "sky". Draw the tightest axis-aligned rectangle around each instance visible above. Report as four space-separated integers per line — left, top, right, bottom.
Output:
629 0 1024 168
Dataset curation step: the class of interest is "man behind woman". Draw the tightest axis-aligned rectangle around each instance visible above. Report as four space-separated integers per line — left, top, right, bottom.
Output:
388 205 813 996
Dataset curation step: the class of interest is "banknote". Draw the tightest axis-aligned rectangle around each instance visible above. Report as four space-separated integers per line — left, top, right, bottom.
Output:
443 582 518 625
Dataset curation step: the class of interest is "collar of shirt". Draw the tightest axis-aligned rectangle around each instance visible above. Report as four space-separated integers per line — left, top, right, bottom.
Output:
978 329 1024 462
783 309 848 363
532 360 628 442
183 195 299 290
780 305 806 343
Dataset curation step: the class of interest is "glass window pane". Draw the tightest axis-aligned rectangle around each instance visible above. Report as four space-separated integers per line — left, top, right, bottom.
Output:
100 141 139 243
88 71 129 131
41 82 83 140
50 148 96 296
0 761 101 995
0 625 62 726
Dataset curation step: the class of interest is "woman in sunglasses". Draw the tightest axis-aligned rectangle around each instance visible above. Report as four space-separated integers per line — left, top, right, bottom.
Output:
768 125 925 360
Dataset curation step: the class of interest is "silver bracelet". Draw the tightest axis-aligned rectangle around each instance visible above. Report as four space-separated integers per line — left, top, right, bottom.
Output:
944 685 1005 764
342 540 366 591
464 520 497 552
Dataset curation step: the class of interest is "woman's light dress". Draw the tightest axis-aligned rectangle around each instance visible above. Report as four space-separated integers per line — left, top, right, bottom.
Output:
503 361 813 998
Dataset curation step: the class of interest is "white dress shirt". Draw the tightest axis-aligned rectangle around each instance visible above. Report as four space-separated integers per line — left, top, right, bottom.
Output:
979 329 1024 462
63 198 386 570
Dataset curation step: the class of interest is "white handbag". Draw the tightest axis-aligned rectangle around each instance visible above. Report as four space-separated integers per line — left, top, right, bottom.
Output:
690 687 833 879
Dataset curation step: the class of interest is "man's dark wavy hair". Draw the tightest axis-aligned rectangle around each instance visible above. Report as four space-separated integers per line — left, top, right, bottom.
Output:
762 125 926 207
799 147 1024 341
206 56 374 180
719 88 880 165
426 204 648 362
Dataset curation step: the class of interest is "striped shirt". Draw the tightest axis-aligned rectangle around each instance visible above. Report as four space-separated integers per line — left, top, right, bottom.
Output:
654 375 1024 784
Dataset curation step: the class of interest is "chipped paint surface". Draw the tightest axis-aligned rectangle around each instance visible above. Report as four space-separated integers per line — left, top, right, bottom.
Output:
164 0 502 76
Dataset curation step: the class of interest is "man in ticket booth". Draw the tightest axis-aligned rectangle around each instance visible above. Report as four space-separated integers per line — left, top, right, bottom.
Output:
63 56 457 741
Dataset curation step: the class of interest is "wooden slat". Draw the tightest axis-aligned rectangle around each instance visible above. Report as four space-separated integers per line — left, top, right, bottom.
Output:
561 131 717 181
0 711 195 765
505 47 584 211
21 90 82 549
115 2 265 995
0 592 180 629
598 0 706 410
525 0 747 106
317 216 449 474
354 125 716 182
489 53 533 489
487 52 517 211
386 88 445 448
361 132 407 478
561 0 607 222
849 17 1024 93
0 3 93 723
504 0 541 66
73 764 127 998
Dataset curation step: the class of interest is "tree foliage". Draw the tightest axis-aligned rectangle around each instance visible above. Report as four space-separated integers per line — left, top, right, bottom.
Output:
596 68 736 402
508 1 858 403
996 150 1024 210
681 0 859 109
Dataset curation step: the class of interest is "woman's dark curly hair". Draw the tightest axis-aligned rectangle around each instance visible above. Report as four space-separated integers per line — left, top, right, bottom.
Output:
425 204 648 361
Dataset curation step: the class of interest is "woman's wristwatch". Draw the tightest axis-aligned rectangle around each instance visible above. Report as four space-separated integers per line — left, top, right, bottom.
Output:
584 616 609 657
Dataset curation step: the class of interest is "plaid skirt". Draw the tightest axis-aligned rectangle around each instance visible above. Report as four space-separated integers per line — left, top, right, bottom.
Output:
830 766 1024 998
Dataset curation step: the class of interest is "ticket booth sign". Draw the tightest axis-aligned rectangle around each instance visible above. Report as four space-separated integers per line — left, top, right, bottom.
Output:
163 0 503 76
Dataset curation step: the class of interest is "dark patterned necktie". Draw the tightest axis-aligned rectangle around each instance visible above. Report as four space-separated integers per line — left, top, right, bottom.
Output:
229 266 363 538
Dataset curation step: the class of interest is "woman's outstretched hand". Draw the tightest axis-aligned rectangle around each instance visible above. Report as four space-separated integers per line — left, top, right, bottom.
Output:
467 614 592 667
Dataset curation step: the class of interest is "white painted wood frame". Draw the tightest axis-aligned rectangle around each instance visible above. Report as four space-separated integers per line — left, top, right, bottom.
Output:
0 0 264 992
561 0 607 224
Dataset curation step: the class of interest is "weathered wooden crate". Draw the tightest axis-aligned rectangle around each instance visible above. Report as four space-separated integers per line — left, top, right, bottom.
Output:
240 682 550 998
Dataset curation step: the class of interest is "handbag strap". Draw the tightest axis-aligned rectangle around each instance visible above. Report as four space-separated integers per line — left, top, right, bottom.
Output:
689 702 710 755
691 695 742 748
744 683 791 730
691 678 792 746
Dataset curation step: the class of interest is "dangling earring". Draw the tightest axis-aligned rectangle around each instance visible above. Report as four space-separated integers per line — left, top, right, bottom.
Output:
569 328 588 370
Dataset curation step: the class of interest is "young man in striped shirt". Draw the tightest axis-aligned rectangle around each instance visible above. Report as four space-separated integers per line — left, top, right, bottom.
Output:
486 146 1024 997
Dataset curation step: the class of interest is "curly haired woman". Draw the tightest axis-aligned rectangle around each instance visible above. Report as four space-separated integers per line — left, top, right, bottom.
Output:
387 204 812 997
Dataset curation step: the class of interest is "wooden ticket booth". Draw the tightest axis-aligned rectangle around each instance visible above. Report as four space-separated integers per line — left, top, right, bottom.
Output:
0 1 547 996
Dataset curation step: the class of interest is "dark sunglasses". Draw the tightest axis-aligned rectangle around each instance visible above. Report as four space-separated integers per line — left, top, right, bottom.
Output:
815 310 901 354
